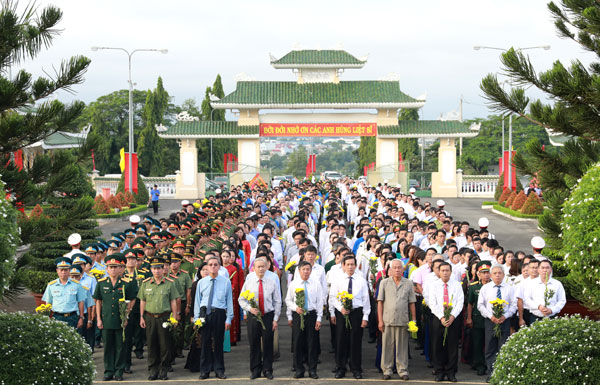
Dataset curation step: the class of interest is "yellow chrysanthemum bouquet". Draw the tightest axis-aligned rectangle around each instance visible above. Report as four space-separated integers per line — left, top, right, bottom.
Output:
241 289 265 330
337 290 353 329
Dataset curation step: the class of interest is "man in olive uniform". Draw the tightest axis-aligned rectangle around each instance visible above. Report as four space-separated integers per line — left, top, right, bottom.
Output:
169 252 192 357
138 256 179 381
123 250 145 370
465 261 491 376
94 253 136 381
42 257 87 328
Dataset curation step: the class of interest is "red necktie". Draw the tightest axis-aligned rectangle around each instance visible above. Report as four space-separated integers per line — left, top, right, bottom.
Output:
443 283 449 304
258 279 265 315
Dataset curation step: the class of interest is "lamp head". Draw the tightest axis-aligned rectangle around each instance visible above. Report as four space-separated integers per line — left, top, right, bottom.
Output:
473 46 481 51
91 46 99 51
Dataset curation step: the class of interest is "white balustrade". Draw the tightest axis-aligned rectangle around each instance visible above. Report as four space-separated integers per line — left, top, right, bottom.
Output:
92 175 176 199
461 175 498 197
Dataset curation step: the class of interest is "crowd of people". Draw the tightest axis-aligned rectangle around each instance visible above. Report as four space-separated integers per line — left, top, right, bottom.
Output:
41 178 566 382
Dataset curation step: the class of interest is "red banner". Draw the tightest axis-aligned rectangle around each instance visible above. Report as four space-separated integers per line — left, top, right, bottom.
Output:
124 153 138 193
260 123 377 137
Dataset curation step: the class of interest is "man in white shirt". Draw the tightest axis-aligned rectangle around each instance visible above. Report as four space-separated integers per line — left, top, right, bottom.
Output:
477 264 517 381
517 259 537 327
329 255 370 379
285 261 323 379
523 260 566 324
429 262 464 382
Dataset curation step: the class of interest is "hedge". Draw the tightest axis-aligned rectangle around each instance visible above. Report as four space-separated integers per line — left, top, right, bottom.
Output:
493 204 540 219
94 204 148 219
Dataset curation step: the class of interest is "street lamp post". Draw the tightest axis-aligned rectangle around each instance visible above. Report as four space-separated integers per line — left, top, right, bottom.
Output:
91 46 168 192
473 44 550 191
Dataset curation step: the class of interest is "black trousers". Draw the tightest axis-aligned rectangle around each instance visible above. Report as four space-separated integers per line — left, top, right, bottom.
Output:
152 200 159 214
200 308 226 375
484 318 510 374
431 316 459 376
415 295 425 347
335 308 364 374
248 311 274 374
292 310 318 374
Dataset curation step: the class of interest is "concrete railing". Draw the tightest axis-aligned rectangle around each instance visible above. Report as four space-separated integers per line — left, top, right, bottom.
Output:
92 173 176 198
458 172 498 198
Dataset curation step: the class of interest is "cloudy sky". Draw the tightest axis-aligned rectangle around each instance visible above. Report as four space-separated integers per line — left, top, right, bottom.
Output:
17 0 594 120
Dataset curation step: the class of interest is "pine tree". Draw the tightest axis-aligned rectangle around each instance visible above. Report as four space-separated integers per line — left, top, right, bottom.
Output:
480 0 600 250
397 109 420 169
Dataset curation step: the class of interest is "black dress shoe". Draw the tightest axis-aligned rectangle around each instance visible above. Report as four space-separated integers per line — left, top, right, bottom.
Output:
123 367 132 374
199 372 209 380
477 368 487 376
291 366 296 372
148 373 158 381
113 375 123 381
264 371 274 380
309 371 319 379
168 366 174 372
448 375 458 382
250 372 260 379
216 372 227 379
401 375 409 381
294 371 305 379
353 372 363 379
159 373 168 380
135 353 144 359
103 375 114 381
335 371 345 379
435 373 445 382
383 374 391 380
176 352 184 358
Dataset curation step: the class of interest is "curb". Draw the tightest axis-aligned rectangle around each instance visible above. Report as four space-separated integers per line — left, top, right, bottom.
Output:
491 208 538 222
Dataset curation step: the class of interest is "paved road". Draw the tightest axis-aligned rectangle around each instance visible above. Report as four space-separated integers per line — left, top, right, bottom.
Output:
3 197 538 384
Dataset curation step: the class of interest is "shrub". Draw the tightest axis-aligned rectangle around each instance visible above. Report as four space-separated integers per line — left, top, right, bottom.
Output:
0 311 94 384
504 191 517 208
107 194 120 209
115 191 127 207
510 190 527 211
494 172 504 201
498 188 512 205
561 163 600 311
520 192 543 215
93 195 110 214
124 190 135 204
20 269 58 294
490 315 600 385
117 173 149 205
0 178 20 298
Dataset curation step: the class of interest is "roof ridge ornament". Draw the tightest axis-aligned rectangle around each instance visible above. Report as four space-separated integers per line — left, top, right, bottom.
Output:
155 123 168 132
175 111 200 122
379 73 401 81
440 110 461 121
269 52 278 63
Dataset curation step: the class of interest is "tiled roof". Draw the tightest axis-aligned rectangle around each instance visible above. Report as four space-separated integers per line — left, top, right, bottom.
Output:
158 121 259 138
271 50 366 68
211 81 425 109
378 121 480 138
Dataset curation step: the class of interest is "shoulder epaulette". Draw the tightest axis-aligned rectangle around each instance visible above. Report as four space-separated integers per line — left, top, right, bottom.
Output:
82 286 89 290
180 269 188 274
49 279 58 285
140 268 148 272
71 279 80 284
98 277 108 282
143 277 152 282
121 277 131 283
165 277 174 282
469 281 479 286
170 273 177 278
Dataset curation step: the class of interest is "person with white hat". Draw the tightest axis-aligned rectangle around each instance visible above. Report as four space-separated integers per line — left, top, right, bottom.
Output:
478 217 495 240
436 200 450 217
64 233 83 260
129 215 141 229
530 236 547 261
409 187 416 199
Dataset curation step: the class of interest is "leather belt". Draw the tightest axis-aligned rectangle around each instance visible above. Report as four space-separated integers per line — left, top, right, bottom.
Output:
144 311 170 318
54 311 76 317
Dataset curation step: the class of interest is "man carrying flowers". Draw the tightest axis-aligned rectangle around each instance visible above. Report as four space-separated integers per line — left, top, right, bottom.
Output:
376 259 417 381
329 255 370 379
93 254 136 381
239 257 281 380
476 264 517 383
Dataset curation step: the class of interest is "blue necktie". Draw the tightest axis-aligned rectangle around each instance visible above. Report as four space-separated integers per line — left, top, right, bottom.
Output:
495 285 502 299
207 278 215 314
303 281 309 311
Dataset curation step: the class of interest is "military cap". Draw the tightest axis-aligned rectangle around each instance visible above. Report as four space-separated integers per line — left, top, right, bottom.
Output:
107 239 122 249
72 253 91 265
476 261 492 272
69 264 83 275
84 244 98 254
149 232 162 241
55 257 72 269
134 225 147 234
169 252 183 262
167 222 180 230
149 257 166 266
104 253 126 266
172 239 186 249
124 229 136 237
144 239 156 249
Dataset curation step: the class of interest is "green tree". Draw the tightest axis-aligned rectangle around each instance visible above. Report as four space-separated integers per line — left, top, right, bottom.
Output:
138 77 171 176
479 0 600 253
356 136 376 174
397 109 420 168
285 146 308 178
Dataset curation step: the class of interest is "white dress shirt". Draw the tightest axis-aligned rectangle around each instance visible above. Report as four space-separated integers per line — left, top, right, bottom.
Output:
293 263 328 304
523 277 566 317
285 278 323 322
238 274 282 321
423 272 440 306
328 272 371 321
477 281 517 319
429 279 464 320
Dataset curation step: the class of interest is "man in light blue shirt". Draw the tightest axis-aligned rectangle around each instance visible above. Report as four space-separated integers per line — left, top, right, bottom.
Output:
42 257 87 328
194 256 233 379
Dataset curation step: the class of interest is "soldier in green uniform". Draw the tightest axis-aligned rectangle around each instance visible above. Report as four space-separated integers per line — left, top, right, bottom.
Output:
169 252 192 357
93 253 136 381
466 261 492 376
138 256 179 381
123 250 145 371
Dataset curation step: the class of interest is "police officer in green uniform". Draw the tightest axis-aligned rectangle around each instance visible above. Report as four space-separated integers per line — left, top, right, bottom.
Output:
123 250 145 370
138 256 179 381
42 257 87 328
466 261 492 376
169 252 192 357
93 253 135 381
